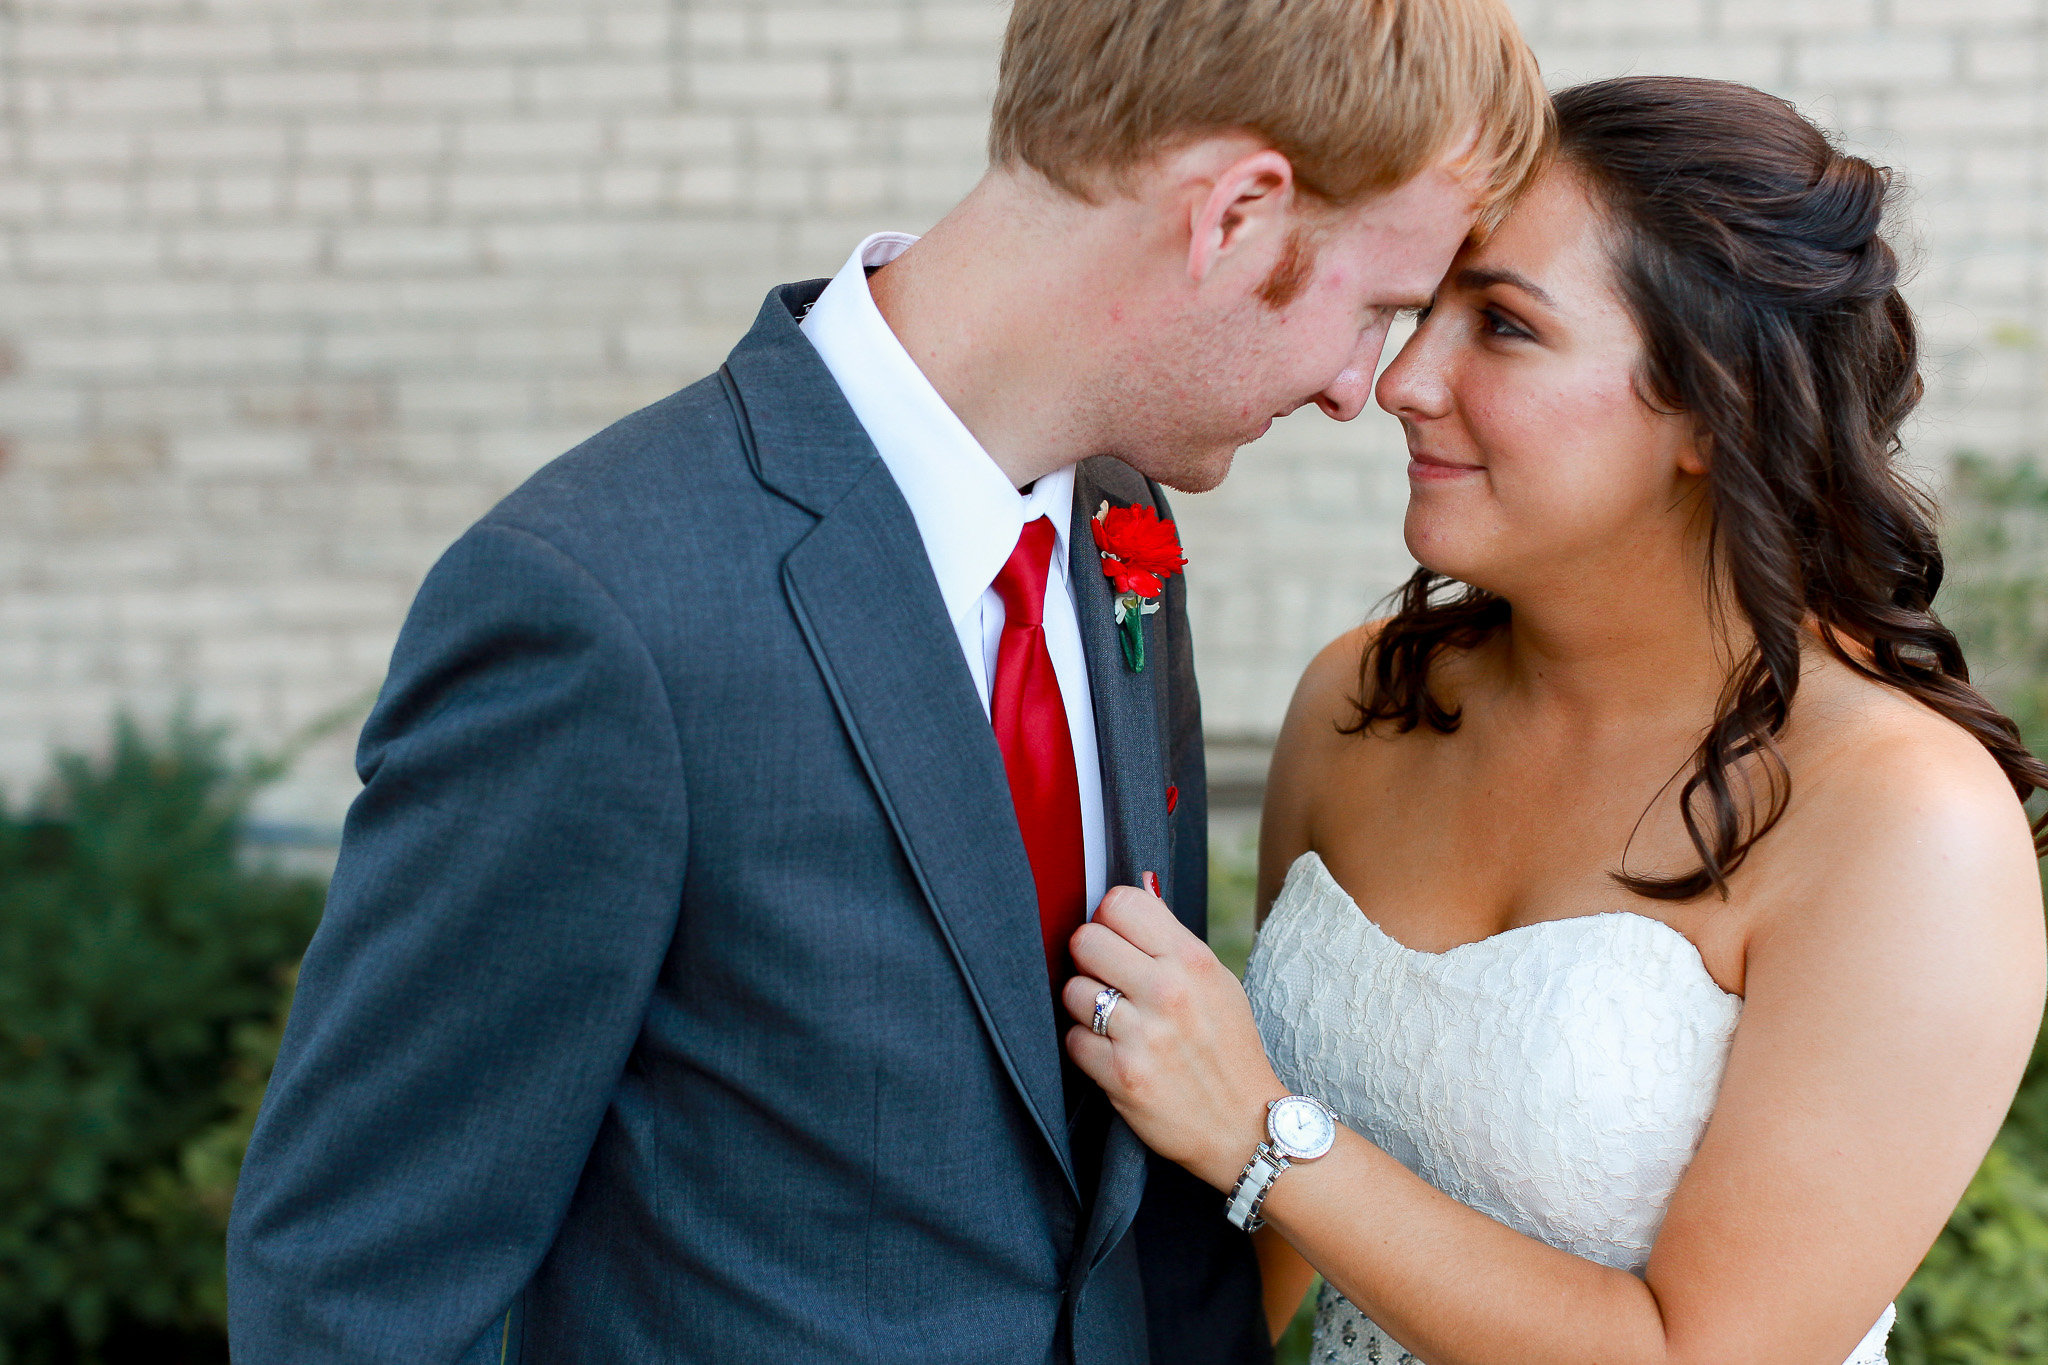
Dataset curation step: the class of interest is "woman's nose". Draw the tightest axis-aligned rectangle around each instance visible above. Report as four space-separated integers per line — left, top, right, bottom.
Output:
1376 328 1451 423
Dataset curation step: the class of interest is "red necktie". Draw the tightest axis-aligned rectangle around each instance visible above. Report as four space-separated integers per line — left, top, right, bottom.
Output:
990 517 1088 990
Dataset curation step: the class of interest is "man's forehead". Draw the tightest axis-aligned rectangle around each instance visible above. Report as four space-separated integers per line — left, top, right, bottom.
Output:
1328 167 1485 243
1319 189 1479 299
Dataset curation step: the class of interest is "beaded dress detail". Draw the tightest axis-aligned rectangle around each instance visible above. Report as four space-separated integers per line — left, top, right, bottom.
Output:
1243 852 1893 1365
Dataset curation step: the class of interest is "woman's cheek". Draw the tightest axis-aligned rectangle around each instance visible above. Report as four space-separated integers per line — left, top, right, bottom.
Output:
1499 450 1625 556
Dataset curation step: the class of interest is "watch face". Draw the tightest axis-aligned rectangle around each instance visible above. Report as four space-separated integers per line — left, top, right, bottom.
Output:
1268 1097 1336 1160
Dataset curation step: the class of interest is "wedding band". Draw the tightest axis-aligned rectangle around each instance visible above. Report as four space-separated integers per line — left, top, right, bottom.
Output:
1091 987 1122 1037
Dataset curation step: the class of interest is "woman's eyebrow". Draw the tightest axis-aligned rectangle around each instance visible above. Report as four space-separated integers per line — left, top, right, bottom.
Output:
1454 266 1554 307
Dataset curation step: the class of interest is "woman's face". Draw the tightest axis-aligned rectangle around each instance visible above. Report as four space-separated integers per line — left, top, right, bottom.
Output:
1376 164 1705 600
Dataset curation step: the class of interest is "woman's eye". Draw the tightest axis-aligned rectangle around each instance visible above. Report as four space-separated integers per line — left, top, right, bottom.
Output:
1480 306 1531 341
1397 304 1432 324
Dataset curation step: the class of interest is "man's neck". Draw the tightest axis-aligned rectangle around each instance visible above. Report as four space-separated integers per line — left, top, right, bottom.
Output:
866 173 1125 490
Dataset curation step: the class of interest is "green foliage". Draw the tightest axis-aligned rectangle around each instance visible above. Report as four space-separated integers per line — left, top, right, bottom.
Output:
0 717 319 1364
1209 824 1262 980
1274 1285 1317 1365
1941 455 2048 756
1895 1139 2048 1363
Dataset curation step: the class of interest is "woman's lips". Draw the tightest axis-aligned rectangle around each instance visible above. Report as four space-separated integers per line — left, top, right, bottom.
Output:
1407 450 1484 481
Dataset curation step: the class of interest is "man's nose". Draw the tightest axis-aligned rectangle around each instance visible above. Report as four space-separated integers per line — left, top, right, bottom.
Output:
1314 364 1374 421
1313 331 1389 421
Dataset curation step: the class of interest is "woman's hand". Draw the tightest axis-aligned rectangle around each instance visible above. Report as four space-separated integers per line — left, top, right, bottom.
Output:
1062 880 1288 1191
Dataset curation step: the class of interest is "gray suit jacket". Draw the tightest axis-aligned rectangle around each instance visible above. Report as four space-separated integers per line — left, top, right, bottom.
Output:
226 280 1271 1364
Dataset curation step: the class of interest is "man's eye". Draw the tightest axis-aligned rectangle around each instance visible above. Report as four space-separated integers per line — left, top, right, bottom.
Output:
1397 304 1432 324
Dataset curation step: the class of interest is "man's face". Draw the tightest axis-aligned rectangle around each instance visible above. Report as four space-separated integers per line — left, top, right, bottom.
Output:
1103 159 1483 494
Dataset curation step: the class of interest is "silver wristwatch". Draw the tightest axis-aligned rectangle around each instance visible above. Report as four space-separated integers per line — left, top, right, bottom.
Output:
1224 1094 1338 1232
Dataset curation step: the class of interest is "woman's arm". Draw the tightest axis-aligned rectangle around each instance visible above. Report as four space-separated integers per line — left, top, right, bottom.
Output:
1256 1228 1318 1343
1065 735 2045 1365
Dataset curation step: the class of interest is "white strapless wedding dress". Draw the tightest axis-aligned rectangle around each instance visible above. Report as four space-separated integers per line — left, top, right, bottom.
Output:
1243 851 1893 1365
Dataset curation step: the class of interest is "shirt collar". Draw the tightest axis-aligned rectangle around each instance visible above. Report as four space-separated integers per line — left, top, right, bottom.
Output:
801 232 1074 627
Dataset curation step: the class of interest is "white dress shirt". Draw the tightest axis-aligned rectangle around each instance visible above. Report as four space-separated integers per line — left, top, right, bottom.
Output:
801 232 1108 916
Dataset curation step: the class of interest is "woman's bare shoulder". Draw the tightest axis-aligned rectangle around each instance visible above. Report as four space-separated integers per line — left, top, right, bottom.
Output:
1257 622 1398 915
1282 620 1384 743
1767 652 2043 960
1787 653 2031 835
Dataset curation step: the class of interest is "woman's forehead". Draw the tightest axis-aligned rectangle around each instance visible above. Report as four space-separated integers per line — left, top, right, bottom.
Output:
1455 165 1628 315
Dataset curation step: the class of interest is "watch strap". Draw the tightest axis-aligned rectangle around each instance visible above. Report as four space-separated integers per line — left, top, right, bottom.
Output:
1224 1142 1290 1232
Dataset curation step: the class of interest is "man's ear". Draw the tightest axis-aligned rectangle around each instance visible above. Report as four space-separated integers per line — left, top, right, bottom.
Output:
1186 148 1296 285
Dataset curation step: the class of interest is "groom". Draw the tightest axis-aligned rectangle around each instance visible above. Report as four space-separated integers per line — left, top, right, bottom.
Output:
227 1 1545 1360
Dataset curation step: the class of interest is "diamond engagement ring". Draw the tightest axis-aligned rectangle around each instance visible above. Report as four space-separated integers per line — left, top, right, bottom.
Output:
1091 987 1122 1037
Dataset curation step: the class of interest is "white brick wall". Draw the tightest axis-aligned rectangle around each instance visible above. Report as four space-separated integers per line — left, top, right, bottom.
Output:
0 0 2042 829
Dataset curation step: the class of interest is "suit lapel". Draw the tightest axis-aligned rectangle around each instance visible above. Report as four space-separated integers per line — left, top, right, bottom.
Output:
1069 458 1177 915
724 288 1077 1195
1068 457 1187 1272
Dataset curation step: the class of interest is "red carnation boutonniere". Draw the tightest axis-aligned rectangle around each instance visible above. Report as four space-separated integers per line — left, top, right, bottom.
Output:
1091 500 1187 672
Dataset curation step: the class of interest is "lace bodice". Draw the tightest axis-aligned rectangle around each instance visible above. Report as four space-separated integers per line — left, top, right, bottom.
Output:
1243 851 1893 1365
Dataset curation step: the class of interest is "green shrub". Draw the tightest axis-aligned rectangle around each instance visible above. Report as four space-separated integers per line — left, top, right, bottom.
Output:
1895 1137 2048 1363
1274 1287 1317 1365
0 717 320 1364
1210 828 1262 981
1943 455 2048 761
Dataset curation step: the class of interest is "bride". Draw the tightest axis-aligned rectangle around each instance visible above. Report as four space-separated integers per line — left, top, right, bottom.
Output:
1061 76 2048 1365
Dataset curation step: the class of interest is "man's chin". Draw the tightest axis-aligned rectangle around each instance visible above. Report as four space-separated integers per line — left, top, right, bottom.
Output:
1133 446 1237 496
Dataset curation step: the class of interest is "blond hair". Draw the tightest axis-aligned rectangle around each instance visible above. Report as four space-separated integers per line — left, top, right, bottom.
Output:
990 0 1552 226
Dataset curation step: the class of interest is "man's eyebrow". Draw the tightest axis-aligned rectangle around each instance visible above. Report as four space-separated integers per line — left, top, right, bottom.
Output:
1454 266 1554 307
